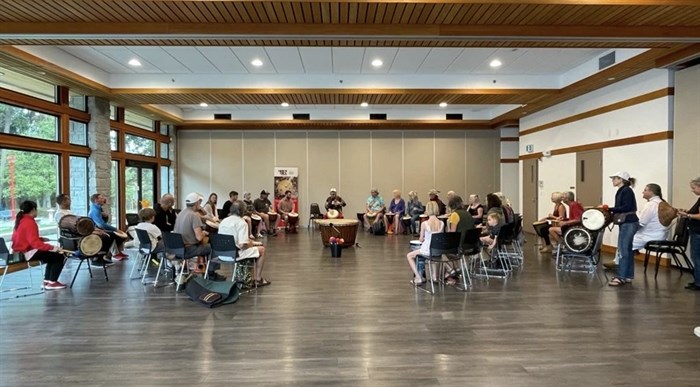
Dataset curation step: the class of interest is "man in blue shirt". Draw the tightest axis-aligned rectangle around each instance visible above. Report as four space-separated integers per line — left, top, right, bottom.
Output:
89 193 128 261
363 188 386 230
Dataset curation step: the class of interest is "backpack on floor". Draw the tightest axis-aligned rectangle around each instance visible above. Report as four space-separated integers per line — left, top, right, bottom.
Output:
371 220 386 236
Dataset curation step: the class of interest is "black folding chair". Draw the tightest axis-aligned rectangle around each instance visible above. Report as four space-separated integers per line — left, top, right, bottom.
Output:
0 237 44 300
644 216 693 279
417 232 462 294
161 232 189 291
308 203 323 230
59 230 109 288
208 233 258 293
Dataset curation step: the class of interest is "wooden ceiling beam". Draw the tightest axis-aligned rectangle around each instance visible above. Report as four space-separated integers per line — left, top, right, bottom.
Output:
111 88 557 96
133 1 700 6
2 23 700 41
176 119 493 131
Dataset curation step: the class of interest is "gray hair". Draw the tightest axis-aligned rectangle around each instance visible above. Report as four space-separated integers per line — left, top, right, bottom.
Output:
565 191 575 201
229 201 242 217
692 177 700 188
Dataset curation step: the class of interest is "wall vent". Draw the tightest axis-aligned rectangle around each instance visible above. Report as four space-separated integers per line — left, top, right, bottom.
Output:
214 113 231 120
369 113 387 120
446 113 463 120
599 51 616 70
293 113 310 120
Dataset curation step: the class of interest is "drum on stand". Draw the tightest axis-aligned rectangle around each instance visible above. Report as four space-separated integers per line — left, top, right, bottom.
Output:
563 226 595 253
418 214 429 228
79 234 103 257
581 208 612 231
205 220 219 234
267 212 279 230
58 215 95 236
251 214 262 234
385 213 396 234
438 214 449 229
409 240 421 251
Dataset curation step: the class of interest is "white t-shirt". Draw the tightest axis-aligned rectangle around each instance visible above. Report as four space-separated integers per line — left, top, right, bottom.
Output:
218 215 260 259
54 208 73 224
135 222 162 248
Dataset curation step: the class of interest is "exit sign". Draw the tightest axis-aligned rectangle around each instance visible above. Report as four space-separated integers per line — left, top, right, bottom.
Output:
525 144 534 153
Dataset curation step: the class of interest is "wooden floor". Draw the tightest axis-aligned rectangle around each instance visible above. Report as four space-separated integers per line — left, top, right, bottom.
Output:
2 229 700 386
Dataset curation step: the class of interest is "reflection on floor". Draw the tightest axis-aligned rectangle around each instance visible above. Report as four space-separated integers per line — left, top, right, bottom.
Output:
2 229 700 386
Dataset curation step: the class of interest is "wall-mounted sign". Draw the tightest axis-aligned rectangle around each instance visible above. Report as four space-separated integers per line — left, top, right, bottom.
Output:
525 144 534 153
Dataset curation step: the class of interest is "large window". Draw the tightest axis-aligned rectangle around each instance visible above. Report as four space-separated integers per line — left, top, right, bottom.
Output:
159 142 169 159
69 120 87 146
0 103 58 141
160 166 170 197
0 149 59 241
124 110 153 131
68 91 86 111
125 134 155 156
69 156 89 216
110 130 118 151
0 68 56 102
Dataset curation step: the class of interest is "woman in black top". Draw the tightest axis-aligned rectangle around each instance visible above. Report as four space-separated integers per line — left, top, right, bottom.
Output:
607 171 639 286
468 194 484 225
679 177 700 291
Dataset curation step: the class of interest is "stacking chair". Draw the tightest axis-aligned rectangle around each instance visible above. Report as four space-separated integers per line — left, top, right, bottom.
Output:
133 229 170 287
556 228 606 273
0 237 44 300
308 203 323 230
496 223 523 268
643 216 693 279
459 228 483 285
58 230 109 288
161 232 190 291
207 233 258 293
418 232 463 294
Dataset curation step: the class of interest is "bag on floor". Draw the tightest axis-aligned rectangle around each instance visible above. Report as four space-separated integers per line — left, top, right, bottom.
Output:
371 220 385 236
185 276 241 308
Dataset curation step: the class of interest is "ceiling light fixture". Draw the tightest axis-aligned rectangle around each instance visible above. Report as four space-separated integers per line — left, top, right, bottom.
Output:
371 59 383 67
128 58 142 67
608 77 616 81
439 102 448 108
281 102 289 107
199 102 208 107
490 59 502 68
360 102 369 107
251 59 263 67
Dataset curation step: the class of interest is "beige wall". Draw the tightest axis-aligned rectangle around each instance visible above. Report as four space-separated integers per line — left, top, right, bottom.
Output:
673 65 700 207
178 130 500 225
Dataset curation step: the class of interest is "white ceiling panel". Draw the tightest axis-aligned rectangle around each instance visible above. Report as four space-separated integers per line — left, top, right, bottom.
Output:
196 47 247 73
332 47 364 74
231 47 276 73
388 48 432 74
445 48 495 74
416 48 463 74
94 47 162 73
473 47 528 74
162 47 219 73
361 48 398 74
265 47 304 73
299 48 332 73
128 46 190 73
59 46 135 74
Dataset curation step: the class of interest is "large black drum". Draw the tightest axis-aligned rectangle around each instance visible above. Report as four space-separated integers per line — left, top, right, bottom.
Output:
59 215 95 236
563 226 596 253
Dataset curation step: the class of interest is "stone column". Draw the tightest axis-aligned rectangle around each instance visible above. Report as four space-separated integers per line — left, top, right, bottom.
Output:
169 130 178 201
87 96 112 198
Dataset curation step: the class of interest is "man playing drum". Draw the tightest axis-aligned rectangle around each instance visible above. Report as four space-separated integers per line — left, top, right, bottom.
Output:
56 193 113 265
89 193 129 261
364 188 386 230
277 190 297 233
548 191 585 248
254 190 277 236
325 188 346 218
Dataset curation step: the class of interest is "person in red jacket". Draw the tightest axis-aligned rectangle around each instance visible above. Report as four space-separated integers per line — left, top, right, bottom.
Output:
12 200 67 290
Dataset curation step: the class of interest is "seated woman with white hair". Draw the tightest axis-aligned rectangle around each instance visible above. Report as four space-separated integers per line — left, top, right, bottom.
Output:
388 189 406 234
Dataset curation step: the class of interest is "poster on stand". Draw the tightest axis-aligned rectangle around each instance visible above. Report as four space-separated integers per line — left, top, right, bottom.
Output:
273 167 299 214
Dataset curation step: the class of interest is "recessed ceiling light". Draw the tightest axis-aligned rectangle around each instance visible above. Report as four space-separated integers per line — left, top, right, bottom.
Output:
0 71 4 76
37 71 46 75
490 59 502 68
371 59 383 67
128 58 142 67
199 102 208 107
281 102 289 107
439 102 448 108
608 77 616 81
360 102 369 107
251 59 263 67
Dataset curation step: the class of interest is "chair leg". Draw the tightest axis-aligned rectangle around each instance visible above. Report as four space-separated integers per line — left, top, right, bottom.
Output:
70 260 84 288
426 260 435 294
175 260 187 292
643 251 651 274
129 252 141 279
654 252 662 279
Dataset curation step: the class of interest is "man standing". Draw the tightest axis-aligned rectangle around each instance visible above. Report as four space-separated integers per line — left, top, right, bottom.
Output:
88 193 128 261
254 190 276 235
173 193 225 281
277 190 296 233
218 202 271 287
154 193 177 232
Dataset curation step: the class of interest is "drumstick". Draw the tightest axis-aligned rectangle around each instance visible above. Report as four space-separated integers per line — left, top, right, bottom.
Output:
58 248 75 255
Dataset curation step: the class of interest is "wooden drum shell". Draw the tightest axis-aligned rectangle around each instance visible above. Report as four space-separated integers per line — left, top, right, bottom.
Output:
316 219 359 247
59 215 95 236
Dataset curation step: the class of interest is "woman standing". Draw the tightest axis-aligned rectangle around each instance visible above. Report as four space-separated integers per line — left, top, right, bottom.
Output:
607 171 639 286
679 177 700 291
11 201 67 290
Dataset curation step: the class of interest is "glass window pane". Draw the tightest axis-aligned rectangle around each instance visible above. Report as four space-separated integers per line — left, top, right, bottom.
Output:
160 166 170 198
125 166 139 214
124 110 153 131
159 142 168 159
0 149 59 244
69 156 88 216
142 168 154 209
125 134 155 156
68 91 86 111
0 102 58 141
109 104 117 121
110 160 119 227
160 124 169 136
0 68 56 102
110 130 118 151
69 120 87 146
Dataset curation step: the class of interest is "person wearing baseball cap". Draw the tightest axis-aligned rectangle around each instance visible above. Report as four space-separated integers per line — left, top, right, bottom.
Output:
254 190 277 235
173 192 225 281
324 188 346 218
606 171 639 287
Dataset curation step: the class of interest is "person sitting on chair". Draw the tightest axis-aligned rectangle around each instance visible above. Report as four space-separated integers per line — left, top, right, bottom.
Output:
56 193 111 264
406 191 425 236
221 191 238 220
480 212 501 253
549 191 584 248
154 193 176 232
388 189 406 234
218 202 271 287
12 200 67 290
136 208 164 254
277 190 296 233
202 193 219 222
325 188 346 218
54 193 73 224
243 192 262 238
428 189 447 216
89 193 128 261
254 190 277 236
445 190 456 214
468 194 485 226
173 193 224 281
364 188 386 230
535 192 567 254
406 201 444 286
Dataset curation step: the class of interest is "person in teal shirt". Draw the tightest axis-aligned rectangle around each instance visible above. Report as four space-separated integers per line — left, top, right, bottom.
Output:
363 188 386 230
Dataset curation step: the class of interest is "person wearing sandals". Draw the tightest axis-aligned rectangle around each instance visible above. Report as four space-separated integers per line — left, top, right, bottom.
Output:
446 195 475 285
607 171 639 287
218 202 271 287
679 177 700 291
406 201 444 286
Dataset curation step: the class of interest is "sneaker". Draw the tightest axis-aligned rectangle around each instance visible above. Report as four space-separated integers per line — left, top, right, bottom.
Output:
257 233 264 238
695 327 700 338
113 252 129 261
45 281 67 290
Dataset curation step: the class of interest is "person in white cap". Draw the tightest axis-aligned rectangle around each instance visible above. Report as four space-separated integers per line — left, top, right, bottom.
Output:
173 192 224 281
325 188 346 218
606 171 639 287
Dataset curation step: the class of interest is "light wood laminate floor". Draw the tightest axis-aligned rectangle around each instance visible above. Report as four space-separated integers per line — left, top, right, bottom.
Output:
2 229 700 386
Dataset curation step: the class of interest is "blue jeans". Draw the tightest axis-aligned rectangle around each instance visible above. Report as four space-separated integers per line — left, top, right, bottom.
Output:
410 214 421 234
616 222 639 279
691 232 700 286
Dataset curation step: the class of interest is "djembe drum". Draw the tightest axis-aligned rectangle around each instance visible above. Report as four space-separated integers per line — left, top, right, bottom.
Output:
268 211 279 231
402 215 412 234
317 219 359 247
251 214 262 234
581 208 612 231
58 215 95 236
386 213 396 234
286 212 299 233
